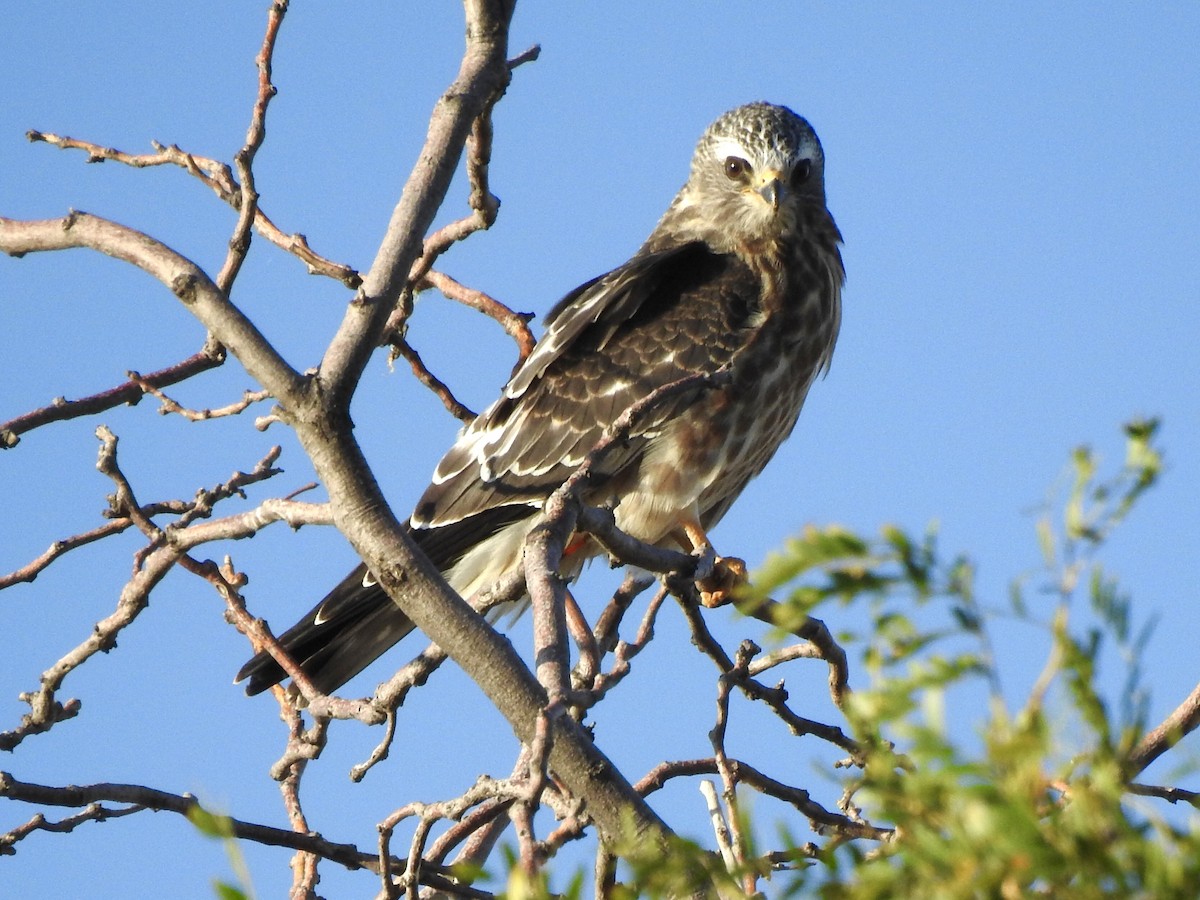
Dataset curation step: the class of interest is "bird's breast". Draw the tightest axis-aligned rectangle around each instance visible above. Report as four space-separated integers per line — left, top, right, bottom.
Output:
614 273 838 544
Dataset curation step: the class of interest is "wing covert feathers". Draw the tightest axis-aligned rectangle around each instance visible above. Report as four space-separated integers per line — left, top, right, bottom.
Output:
414 243 759 530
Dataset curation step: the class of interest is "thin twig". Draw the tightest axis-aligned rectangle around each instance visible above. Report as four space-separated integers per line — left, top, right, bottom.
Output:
278 679 324 897
739 599 852 710
389 336 477 422
0 343 226 448
126 372 270 421
377 776 530 899
216 0 286 291
1 519 131 589
676 595 862 760
574 585 670 706
24 133 361 288
565 587 601 692
709 642 754 891
593 571 657 654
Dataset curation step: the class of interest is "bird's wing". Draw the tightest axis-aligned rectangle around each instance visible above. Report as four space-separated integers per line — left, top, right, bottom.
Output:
236 242 761 696
412 240 761 531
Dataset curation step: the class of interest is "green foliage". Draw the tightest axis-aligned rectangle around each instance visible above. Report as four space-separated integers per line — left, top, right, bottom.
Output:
747 419 1199 897
187 804 253 900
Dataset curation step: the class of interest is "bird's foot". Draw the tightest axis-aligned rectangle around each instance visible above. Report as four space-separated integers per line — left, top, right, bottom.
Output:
697 555 748 608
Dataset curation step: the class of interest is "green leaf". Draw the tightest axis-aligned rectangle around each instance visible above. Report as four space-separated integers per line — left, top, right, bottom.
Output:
213 883 247 900
187 804 234 840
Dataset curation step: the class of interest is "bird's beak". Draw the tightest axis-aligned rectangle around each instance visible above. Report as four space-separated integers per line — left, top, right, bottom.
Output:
755 170 786 211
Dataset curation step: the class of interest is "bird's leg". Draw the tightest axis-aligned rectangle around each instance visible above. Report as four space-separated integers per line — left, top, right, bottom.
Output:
673 518 749 609
674 519 717 582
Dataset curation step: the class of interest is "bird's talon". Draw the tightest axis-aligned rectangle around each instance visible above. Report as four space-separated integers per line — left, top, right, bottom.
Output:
697 555 748 608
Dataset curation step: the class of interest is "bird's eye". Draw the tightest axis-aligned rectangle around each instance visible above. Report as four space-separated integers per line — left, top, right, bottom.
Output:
724 156 751 180
791 159 813 187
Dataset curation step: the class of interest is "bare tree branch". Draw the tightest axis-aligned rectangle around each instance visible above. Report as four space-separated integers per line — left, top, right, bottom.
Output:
0 433 308 753
709 644 753 891
420 269 536 363
27 108 362 292
675 596 862 760
319 1 515 399
29 128 362 286
1 519 131 589
390 336 477 422
0 342 226 448
1127 680 1200 778
0 771 387 873
634 758 892 842
377 776 532 899
1126 781 1200 807
0 213 304 405
593 571 657 654
0 434 183 751
0 3 891 889
739 600 852 710
254 0 678 854
125 373 271 422
576 584 669 704
217 0 286 290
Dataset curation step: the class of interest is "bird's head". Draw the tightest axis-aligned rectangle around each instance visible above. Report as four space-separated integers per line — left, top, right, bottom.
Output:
666 102 828 252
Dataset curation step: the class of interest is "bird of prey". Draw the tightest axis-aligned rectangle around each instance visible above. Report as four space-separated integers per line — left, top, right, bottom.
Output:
237 101 844 696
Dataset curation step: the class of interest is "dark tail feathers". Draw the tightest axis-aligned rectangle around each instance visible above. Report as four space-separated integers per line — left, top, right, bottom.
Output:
235 563 416 695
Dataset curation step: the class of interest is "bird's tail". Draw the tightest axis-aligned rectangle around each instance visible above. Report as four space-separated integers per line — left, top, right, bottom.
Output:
235 506 537 696
235 563 414 696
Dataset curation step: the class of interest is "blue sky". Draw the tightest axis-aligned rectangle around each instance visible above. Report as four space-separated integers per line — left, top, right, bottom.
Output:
2 4 1198 897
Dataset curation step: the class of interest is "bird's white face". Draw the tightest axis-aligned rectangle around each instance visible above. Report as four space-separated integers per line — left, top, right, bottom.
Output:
710 137 805 191
715 135 815 200
683 104 826 250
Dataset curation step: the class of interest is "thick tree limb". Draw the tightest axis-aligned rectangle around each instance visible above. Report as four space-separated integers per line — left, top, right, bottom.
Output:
270 0 674 855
